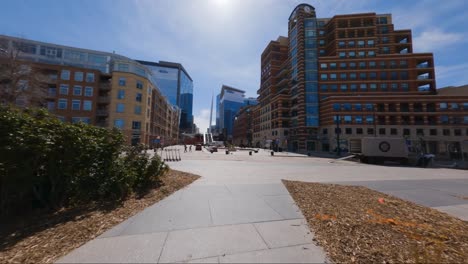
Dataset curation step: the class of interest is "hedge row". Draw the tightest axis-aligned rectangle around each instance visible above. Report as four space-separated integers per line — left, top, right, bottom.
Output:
0 107 167 216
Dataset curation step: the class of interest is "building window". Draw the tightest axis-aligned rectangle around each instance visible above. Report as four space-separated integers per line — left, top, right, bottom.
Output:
118 63 129 71
463 103 468 110
339 52 346 58
57 99 67 109
380 83 388 91
320 63 327 69
370 84 377 91
48 87 56 96
71 99 80 110
443 129 450 136
401 83 409 91
360 84 367 91
132 121 141 130
340 84 347 91
320 74 328 80
47 101 55 111
338 41 345 48
359 72 367 80
74 72 83 82
350 84 357 91
117 89 125 99
369 72 377 79
365 103 373 111
354 104 362 111
355 116 363 124
391 83 398 91
440 115 449 124
416 129 424 136
330 63 337 69
330 74 337 80
343 103 352 111
116 103 125 113
59 84 69 95
379 128 386 135
345 128 352 135
340 73 347 80
367 128 374 135
320 84 328 92
83 100 92 111
333 103 341 111
464 116 468 124
136 93 142 102
368 51 376 57
73 85 82 96
135 105 142 114
86 73 95 82
114 119 124 129
391 128 398 135
339 62 347 69
84 86 93 97
369 61 376 68
119 77 126 86
366 116 374 124
454 129 462 136
440 102 448 110
61 70 70 80
403 129 410 136
136 80 143 89
349 51 356 58
430 129 437 136
349 62 356 69
330 84 338 92
344 116 352 124
358 51 365 58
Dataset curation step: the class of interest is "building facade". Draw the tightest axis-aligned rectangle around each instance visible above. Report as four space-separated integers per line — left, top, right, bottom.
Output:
247 4 468 158
0 35 180 146
218 85 247 140
137 60 194 133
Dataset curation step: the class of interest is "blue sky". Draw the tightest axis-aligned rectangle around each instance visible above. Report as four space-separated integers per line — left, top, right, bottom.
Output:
2 0 468 131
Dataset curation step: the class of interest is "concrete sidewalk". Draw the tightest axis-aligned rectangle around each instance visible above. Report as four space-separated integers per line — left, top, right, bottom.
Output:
57 148 327 263
58 146 468 263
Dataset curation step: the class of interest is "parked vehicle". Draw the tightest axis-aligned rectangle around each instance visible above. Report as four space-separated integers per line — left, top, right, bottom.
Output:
349 137 417 165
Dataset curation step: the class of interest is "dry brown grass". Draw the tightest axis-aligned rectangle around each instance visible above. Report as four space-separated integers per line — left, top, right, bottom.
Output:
283 180 468 263
0 170 200 263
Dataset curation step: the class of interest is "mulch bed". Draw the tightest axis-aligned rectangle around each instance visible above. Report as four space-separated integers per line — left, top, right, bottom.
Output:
283 180 468 263
0 170 200 264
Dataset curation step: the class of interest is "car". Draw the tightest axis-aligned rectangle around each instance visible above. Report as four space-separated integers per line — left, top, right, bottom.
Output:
195 144 202 151
208 146 218 153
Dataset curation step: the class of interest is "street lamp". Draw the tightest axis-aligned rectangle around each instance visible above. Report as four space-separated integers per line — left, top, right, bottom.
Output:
335 115 341 156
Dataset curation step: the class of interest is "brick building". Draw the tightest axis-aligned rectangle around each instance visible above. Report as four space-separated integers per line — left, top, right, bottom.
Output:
0 35 180 146
250 4 468 158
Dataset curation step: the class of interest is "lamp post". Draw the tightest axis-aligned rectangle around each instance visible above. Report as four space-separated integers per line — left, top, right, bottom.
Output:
335 115 341 156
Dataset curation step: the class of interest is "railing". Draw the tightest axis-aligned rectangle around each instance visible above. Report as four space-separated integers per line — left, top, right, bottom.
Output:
97 96 110 104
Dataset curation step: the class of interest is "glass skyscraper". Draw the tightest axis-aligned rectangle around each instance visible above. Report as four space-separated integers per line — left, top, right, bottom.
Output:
138 60 194 133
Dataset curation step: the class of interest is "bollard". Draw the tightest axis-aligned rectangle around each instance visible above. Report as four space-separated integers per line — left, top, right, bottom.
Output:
271 151 274 156
226 150 229 155
249 151 252 156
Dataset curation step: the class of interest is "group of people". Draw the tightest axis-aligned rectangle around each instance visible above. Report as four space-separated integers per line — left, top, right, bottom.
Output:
184 144 192 153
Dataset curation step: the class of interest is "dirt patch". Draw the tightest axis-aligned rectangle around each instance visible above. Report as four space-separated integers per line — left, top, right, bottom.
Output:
0 170 200 263
283 180 468 263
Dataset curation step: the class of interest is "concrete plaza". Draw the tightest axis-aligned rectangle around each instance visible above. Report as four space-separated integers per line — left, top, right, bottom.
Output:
58 147 468 263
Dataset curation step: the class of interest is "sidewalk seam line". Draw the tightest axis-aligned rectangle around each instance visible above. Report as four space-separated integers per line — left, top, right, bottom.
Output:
252 223 271 249
156 231 170 264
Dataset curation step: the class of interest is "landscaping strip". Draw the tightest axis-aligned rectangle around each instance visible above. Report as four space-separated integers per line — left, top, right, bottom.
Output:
283 180 468 263
0 170 199 264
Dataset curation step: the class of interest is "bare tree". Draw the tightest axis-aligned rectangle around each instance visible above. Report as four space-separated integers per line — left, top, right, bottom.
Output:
0 47 48 107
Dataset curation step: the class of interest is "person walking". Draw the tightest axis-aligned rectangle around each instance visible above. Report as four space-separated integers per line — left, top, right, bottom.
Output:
189 145 192 152
184 144 187 153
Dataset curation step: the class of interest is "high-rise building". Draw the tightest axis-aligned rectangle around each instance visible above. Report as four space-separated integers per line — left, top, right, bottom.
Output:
0 35 180 146
137 60 194 133
218 85 254 140
248 4 468 158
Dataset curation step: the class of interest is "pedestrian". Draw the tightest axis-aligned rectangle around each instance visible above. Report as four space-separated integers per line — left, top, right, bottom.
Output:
184 144 187 153
189 145 192 152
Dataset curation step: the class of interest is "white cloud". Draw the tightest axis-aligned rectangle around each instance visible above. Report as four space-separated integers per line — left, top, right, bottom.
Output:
194 108 212 133
413 29 464 52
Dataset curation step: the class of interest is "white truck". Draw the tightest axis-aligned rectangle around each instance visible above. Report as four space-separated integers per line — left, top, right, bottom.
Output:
349 137 416 165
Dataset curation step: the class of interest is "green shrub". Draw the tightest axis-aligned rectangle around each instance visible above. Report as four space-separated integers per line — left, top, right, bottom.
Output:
0 106 168 216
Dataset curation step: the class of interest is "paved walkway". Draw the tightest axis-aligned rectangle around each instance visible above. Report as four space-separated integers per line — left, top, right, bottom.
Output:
58 147 468 263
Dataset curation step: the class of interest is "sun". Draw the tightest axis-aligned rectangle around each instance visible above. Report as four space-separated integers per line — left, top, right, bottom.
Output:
212 0 230 8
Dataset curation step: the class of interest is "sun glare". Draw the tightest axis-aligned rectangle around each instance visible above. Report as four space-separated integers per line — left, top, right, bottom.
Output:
213 0 230 8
